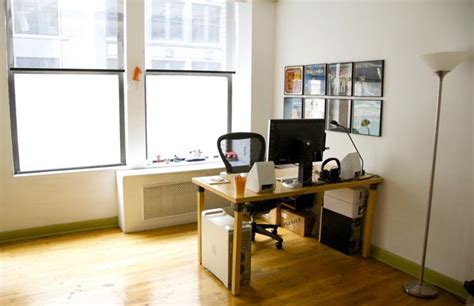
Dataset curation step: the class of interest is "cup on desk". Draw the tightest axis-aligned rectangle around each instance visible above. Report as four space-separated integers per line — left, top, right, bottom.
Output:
234 175 246 194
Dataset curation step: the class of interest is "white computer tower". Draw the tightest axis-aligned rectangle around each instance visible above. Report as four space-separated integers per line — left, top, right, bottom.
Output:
201 208 251 288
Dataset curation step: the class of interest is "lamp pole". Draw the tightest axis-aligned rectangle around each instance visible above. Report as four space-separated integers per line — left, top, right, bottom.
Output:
404 50 471 299
403 71 447 298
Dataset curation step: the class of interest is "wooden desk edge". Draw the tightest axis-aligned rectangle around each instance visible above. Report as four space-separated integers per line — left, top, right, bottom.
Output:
192 176 384 203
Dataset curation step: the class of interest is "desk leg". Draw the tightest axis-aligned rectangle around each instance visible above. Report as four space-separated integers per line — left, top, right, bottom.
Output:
197 186 205 264
231 202 243 296
362 184 379 258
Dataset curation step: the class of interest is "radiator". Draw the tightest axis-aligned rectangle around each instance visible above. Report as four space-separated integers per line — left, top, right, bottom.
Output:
116 163 228 233
143 182 226 220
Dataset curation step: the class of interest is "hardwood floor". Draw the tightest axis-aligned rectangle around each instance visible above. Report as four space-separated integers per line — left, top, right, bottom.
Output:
0 224 462 305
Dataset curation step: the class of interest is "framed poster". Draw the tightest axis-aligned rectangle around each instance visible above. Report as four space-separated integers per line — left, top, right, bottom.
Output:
353 60 384 97
283 97 303 119
284 66 303 95
327 63 353 96
351 100 383 137
304 64 326 95
326 99 351 132
303 98 325 119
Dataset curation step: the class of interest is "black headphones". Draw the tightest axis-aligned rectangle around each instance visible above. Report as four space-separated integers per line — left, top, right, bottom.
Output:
319 158 341 183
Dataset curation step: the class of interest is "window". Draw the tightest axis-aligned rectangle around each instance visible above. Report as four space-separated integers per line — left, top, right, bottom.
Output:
192 61 221 71
7 0 125 174
192 4 221 43
145 0 235 161
16 57 59 68
6 0 236 174
150 1 184 41
146 73 231 160
13 0 59 36
146 0 234 71
151 60 186 70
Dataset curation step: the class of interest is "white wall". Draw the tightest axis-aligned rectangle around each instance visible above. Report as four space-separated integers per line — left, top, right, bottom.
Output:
250 0 275 137
274 0 474 281
233 0 276 136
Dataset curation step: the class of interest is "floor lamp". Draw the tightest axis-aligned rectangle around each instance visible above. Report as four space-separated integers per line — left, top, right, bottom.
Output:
403 51 471 298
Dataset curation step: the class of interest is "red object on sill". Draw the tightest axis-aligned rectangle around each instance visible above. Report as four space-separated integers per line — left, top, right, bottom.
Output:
225 151 237 161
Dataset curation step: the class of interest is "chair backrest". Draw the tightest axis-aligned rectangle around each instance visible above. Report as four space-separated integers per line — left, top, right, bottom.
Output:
217 132 266 174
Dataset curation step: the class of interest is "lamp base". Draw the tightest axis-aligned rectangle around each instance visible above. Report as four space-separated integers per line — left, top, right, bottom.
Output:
403 279 438 298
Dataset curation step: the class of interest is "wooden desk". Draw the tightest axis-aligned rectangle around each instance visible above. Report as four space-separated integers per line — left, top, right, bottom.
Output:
192 174 384 296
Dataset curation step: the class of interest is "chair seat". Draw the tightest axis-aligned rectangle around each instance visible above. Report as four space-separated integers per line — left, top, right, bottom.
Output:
244 200 278 215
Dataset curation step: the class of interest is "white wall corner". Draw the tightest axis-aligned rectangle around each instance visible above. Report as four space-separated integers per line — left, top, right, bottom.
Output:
250 0 276 139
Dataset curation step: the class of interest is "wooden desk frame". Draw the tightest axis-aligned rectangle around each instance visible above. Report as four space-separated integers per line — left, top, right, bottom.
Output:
192 176 384 296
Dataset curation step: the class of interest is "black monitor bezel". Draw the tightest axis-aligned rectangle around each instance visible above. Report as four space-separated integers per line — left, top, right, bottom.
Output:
267 118 326 165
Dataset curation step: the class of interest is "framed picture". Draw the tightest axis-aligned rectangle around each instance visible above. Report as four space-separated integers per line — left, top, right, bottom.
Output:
327 63 352 96
353 60 384 97
303 98 325 119
326 99 351 132
284 66 303 95
283 97 303 119
351 100 383 137
304 64 326 95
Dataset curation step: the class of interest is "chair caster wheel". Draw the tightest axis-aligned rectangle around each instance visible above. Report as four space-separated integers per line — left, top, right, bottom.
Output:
276 242 283 250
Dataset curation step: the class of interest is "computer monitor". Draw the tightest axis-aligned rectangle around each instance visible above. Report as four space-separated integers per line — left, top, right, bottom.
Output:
267 119 326 186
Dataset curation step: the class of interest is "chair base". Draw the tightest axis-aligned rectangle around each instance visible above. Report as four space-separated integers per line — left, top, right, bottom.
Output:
251 222 283 249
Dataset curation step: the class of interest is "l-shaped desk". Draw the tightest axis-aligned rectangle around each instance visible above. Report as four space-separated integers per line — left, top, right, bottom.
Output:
192 173 384 296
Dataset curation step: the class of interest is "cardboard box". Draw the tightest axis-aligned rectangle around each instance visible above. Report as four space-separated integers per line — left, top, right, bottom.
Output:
261 207 315 237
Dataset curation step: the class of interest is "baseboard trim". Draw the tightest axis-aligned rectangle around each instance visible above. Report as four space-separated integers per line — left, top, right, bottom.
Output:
0 217 119 244
371 245 467 299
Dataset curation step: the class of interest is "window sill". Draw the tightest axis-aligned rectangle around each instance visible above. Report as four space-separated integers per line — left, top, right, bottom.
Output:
116 159 225 177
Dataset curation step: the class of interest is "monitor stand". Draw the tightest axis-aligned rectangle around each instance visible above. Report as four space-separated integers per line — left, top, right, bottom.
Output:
298 139 314 187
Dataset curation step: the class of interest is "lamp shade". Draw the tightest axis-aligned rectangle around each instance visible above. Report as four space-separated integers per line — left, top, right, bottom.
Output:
419 51 472 72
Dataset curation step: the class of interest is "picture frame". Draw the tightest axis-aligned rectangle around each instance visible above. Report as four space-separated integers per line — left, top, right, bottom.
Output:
327 62 353 96
284 65 303 95
326 99 351 132
353 60 384 97
283 97 303 119
351 100 383 137
304 64 326 95
303 98 325 119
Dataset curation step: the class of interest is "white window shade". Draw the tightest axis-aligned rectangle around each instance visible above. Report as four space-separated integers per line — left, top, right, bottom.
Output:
145 74 229 160
13 73 123 172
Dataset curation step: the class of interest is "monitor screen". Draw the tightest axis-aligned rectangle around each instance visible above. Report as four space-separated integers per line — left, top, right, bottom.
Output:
267 119 326 165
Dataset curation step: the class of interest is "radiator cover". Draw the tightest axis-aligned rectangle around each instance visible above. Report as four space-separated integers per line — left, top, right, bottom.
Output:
116 164 227 233
143 182 225 220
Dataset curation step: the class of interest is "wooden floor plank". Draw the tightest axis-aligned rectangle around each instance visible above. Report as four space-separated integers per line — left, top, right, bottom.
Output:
0 224 462 305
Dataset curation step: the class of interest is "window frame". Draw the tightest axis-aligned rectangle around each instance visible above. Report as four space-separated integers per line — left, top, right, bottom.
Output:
144 69 233 161
6 0 126 174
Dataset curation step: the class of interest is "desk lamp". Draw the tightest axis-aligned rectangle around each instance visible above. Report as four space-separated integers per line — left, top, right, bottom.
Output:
330 120 365 176
403 51 471 298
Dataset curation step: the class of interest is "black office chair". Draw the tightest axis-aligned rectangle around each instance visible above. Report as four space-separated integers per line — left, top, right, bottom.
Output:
217 132 283 249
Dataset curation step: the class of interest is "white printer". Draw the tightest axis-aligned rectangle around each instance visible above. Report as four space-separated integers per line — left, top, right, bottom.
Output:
201 208 251 288
324 187 368 218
